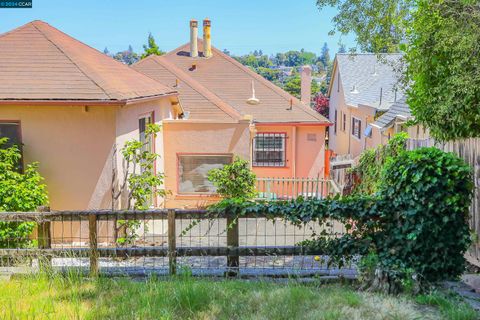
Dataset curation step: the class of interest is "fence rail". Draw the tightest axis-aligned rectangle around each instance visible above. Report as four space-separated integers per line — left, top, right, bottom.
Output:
0 208 352 278
255 177 337 200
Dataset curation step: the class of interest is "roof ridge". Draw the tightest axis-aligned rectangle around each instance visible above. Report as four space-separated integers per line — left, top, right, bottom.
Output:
31 21 113 100
149 56 241 120
208 44 328 122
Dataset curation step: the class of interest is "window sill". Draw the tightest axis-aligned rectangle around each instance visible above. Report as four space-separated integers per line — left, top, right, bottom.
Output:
174 194 222 200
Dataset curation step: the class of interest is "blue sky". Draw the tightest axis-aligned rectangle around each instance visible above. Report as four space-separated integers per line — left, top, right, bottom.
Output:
0 0 356 56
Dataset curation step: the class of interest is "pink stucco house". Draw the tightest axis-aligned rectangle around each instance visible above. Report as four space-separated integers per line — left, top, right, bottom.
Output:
133 19 330 208
0 20 330 211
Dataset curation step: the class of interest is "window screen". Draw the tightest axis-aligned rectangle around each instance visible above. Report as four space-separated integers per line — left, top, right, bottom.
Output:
253 133 286 167
178 155 232 193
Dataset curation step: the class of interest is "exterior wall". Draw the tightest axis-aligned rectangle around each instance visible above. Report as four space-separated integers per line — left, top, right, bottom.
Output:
349 105 376 158
328 66 347 154
162 121 250 209
114 99 173 209
253 124 327 179
0 104 116 210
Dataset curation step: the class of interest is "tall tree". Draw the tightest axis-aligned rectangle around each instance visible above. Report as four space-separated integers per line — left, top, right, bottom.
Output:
317 0 413 53
338 43 347 53
113 45 139 65
141 32 165 59
103 47 110 56
405 0 480 140
319 42 331 68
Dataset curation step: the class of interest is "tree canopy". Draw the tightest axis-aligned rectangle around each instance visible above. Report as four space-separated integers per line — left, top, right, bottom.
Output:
317 0 413 53
404 0 480 140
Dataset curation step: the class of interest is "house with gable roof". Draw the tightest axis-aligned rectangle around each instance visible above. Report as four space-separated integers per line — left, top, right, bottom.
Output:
0 20 182 211
133 19 331 208
0 19 331 212
327 53 430 160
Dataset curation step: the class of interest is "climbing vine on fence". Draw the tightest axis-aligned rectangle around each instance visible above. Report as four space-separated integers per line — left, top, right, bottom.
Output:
208 147 472 292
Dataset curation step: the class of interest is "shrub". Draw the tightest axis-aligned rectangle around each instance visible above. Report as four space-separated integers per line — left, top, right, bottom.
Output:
351 132 408 195
208 156 256 200
377 147 472 283
0 138 48 248
210 147 473 292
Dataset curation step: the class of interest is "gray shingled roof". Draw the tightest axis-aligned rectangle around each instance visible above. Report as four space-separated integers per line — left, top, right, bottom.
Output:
336 53 404 111
372 98 411 129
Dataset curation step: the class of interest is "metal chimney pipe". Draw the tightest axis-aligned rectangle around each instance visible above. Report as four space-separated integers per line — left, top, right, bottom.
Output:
203 18 212 58
190 20 198 58
301 65 312 105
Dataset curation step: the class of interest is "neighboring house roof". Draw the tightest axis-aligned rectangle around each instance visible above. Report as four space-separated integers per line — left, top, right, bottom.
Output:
329 53 404 111
372 98 411 130
133 40 328 124
133 55 240 122
0 20 176 104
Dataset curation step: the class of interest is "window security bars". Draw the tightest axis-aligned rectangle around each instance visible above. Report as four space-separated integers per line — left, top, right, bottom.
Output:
253 133 287 167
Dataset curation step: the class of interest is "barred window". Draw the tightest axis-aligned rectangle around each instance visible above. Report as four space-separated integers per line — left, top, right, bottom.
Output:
253 133 286 167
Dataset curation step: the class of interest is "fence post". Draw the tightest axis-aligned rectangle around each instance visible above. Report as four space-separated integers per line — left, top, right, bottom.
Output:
37 206 51 271
88 213 99 277
226 215 239 277
168 209 176 275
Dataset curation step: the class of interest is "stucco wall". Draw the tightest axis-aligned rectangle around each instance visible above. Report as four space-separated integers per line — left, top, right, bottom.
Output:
162 121 250 209
253 125 326 179
114 99 173 209
0 104 116 210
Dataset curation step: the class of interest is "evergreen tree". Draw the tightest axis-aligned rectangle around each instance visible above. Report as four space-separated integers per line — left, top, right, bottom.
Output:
141 33 165 59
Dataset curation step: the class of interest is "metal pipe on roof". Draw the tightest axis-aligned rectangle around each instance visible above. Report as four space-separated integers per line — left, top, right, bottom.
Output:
190 20 198 58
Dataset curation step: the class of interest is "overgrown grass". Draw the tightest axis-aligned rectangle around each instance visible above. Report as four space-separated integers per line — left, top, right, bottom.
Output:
415 291 478 320
0 272 475 320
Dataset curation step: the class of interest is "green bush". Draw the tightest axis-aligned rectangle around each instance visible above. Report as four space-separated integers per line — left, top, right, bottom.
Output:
351 132 408 195
377 147 472 283
0 138 48 248
210 147 473 291
208 156 256 200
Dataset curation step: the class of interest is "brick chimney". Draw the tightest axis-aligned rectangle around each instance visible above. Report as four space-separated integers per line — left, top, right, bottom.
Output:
190 20 198 58
203 18 212 58
301 65 312 105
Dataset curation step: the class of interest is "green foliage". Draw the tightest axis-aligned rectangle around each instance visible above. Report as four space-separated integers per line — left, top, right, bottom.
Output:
378 147 472 283
114 124 166 245
141 33 164 59
210 148 473 288
351 132 408 195
317 0 413 53
207 157 256 200
405 0 480 140
0 138 48 248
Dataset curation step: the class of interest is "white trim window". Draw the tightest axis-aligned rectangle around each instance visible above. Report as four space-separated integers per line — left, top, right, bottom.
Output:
253 133 286 167
351 117 362 139
178 154 232 194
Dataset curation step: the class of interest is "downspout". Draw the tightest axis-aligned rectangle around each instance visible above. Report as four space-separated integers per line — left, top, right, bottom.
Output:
248 119 257 170
292 126 297 179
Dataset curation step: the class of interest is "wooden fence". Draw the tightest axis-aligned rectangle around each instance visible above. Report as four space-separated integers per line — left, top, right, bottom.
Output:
255 177 339 200
0 208 349 277
408 138 480 267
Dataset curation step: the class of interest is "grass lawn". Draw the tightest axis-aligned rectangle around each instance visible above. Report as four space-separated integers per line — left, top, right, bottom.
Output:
0 273 476 320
